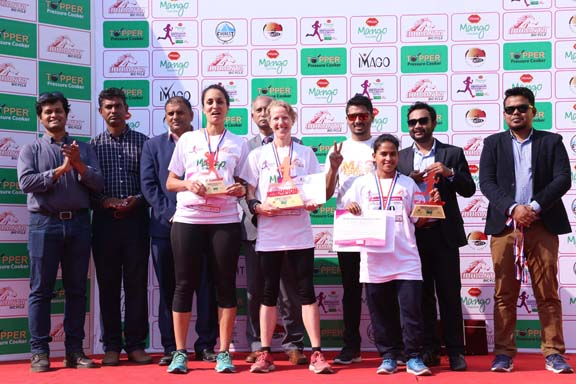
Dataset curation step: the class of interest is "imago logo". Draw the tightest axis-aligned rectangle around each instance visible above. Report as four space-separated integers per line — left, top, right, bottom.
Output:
465 108 487 127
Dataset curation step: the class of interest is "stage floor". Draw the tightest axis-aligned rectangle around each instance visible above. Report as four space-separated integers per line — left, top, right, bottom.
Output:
1 351 574 384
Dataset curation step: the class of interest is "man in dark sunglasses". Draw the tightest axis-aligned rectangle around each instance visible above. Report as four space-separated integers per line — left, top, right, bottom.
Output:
480 87 573 374
325 94 376 366
397 102 475 372
17 92 104 372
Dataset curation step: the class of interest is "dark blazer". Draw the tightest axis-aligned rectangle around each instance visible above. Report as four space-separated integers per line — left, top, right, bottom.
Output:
140 132 177 238
479 129 571 236
398 140 476 248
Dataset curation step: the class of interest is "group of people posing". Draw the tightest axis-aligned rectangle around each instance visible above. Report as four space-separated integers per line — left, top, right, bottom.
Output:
17 85 573 376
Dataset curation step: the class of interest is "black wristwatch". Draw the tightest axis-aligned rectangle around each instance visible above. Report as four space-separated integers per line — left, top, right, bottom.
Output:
248 199 261 215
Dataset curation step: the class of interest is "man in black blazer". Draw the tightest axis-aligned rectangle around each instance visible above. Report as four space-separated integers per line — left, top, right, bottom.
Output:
479 87 573 374
398 102 475 371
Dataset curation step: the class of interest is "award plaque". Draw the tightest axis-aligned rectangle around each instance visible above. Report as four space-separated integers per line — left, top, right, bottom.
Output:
265 154 304 209
202 151 227 196
410 172 445 219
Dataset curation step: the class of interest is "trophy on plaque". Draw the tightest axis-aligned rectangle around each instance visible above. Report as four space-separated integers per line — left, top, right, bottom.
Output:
202 151 228 195
265 155 304 209
410 171 445 219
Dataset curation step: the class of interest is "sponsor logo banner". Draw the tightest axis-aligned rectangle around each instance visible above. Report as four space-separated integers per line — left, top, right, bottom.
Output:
0 168 25 204
0 279 27 317
39 0 90 30
0 317 29 354
251 78 297 105
451 104 500 133
300 107 346 135
103 79 149 107
555 41 576 69
503 11 552 40
0 0 36 22
502 72 551 99
451 44 500 72
102 0 147 19
301 48 347 76
451 12 500 41
0 56 36 96
555 10 576 39
461 256 494 284
201 49 247 77
350 76 397 103
153 79 199 107
461 286 494 315
555 71 576 99
300 77 347 105
39 61 91 100
38 24 91 66
301 137 346 164
0 205 28 241
514 319 542 349
103 50 149 78
400 75 448 103
503 41 552 70
559 257 576 284
0 17 36 58
0 243 29 278
350 46 397 74
0 93 35 131
201 107 248 136
201 19 248 47
200 79 247 106
251 48 298 77
310 199 337 225
452 134 484 161
313 257 341 285
560 286 576 314
153 49 199 78
556 102 576 130
350 16 397 44
316 286 343 317
152 20 198 48
451 73 499 101
0 130 35 167
401 14 448 42
300 17 347 45
250 18 298 46
152 0 197 19
103 20 149 48
401 45 448 73
458 195 488 224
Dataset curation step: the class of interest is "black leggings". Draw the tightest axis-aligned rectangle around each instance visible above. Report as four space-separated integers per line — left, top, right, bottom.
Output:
258 248 316 307
171 222 241 312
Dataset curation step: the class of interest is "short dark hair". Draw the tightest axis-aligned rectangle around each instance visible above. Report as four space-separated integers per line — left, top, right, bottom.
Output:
407 102 437 123
373 133 399 153
165 96 192 113
346 94 373 115
98 87 127 108
36 92 70 117
503 86 535 107
201 84 230 107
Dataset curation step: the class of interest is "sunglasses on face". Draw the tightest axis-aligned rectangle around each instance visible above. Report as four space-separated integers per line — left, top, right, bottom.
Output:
346 112 370 122
407 117 430 127
503 104 532 115
38 91 65 103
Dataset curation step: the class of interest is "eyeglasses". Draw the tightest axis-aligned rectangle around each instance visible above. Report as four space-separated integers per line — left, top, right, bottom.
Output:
38 91 65 102
346 112 370 122
503 104 532 115
407 117 430 127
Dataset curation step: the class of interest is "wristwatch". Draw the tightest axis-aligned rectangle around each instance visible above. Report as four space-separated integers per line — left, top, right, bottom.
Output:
248 199 261 215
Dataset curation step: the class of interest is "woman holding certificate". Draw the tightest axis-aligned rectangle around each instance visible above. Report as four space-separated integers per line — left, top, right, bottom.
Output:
166 84 248 374
342 133 439 377
240 100 333 375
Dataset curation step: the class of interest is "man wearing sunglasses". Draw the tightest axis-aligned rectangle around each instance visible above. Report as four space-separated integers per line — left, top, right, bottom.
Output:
397 102 475 372
479 87 573 374
17 92 104 372
325 94 376 365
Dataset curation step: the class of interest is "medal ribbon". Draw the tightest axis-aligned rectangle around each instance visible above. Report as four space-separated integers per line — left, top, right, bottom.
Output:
271 139 293 182
204 128 227 163
375 172 398 210
506 217 528 283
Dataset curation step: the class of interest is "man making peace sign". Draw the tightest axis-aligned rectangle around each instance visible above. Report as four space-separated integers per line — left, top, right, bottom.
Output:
324 94 376 365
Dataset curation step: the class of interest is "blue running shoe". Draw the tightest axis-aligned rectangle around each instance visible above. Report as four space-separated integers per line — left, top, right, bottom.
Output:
545 354 573 374
215 351 236 373
406 357 432 376
167 351 188 374
377 358 397 374
491 355 513 373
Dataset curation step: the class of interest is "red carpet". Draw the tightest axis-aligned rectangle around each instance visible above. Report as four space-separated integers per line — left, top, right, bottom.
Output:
1 352 575 384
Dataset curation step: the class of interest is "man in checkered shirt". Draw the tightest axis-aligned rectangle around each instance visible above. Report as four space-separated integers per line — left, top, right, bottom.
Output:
90 87 151 366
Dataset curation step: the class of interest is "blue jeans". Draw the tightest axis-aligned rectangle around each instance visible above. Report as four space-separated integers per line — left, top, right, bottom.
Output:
151 236 218 354
28 212 91 354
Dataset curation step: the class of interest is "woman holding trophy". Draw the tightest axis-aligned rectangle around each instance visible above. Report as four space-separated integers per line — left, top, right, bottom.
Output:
240 100 333 375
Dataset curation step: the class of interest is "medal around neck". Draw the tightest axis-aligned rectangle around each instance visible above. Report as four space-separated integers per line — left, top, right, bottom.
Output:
410 172 445 219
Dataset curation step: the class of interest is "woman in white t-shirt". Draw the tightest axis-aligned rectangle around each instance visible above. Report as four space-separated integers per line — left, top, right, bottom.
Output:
240 100 333 375
165 84 248 374
342 133 439 377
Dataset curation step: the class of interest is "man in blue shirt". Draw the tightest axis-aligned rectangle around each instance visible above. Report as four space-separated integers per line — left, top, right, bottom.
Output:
18 92 103 372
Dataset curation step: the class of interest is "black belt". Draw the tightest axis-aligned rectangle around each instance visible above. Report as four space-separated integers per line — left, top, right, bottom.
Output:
35 209 90 220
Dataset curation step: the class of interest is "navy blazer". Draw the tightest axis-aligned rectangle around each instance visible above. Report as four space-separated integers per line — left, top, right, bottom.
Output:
398 140 476 248
140 132 178 238
479 129 571 236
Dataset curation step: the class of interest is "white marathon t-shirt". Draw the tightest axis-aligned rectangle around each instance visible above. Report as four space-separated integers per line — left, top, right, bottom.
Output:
168 129 248 225
240 141 321 252
342 173 423 284
324 137 376 209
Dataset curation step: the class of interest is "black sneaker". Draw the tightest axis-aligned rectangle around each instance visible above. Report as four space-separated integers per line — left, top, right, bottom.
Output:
422 351 441 367
195 348 217 362
63 352 97 368
159 351 174 366
31 353 50 373
333 349 361 365
449 354 467 371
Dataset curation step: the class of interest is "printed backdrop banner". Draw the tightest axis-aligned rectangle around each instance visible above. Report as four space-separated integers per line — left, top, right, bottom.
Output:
1 0 576 360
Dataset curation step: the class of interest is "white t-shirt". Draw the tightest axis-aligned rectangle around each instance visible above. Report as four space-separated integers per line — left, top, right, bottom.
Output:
342 173 423 284
168 129 248 224
324 137 376 209
240 141 321 252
